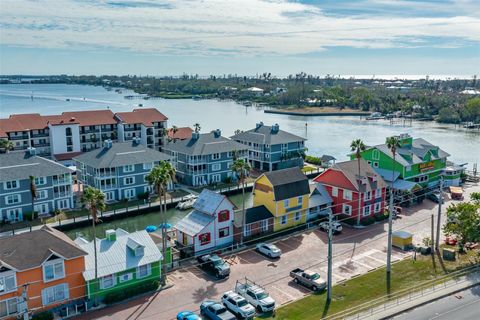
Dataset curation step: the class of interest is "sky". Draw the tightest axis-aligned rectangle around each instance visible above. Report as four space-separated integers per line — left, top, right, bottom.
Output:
0 0 479 77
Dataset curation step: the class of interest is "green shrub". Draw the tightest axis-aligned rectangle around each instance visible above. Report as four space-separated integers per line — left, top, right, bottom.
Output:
360 216 376 226
32 311 54 320
137 191 150 201
223 176 233 184
104 280 159 305
340 215 357 226
23 211 36 221
305 155 322 166
374 212 387 221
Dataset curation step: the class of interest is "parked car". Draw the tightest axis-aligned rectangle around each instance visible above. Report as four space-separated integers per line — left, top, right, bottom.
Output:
197 254 230 278
221 291 255 319
255 243 282 258
200 300 236 320
290 268 327 291
426 191 444 203
177 310 202 320
318 221 343 234
235 281 276 313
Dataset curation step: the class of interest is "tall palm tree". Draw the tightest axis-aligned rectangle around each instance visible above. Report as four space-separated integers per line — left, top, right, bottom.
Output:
350 139 366 225
385 136 400 275
29 176 37 220
162 160 177 195
193 123 201 133
145 164 168 285
231 159 251 244
0 139 14 153
81 187 106 292
171 126 178 143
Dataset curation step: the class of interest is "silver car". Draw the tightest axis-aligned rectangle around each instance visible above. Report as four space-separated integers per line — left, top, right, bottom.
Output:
256 243 282 258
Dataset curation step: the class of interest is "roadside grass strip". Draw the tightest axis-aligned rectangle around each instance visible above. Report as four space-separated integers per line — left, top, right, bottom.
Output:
257 248 479 320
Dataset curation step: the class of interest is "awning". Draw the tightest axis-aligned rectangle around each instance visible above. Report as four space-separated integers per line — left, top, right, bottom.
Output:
393 179 420 191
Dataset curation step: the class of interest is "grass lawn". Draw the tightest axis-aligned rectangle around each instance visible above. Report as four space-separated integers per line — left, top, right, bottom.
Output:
259 249 479 320
302 165 318 174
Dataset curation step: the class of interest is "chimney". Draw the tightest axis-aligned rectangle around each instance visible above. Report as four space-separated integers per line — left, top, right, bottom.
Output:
271 123 279 133
106 229 116 241
256 122 264 130
192 132 199 140
214 129 221 138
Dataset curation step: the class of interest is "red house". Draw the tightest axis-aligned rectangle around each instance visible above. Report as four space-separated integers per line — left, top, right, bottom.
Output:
313 159 387 225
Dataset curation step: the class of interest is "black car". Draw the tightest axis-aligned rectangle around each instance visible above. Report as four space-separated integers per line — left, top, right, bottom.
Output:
197 254 230 278
426 191 444 203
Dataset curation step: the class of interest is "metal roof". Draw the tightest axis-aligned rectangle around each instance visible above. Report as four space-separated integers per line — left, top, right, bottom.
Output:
392 179 420 191
374 168 401 183
175 210 214 237
193 189 231 214
231 124 306 145
309 184 333 208
73 141 171 168
163 132 247 156
0 152 73 181
76 229 162 281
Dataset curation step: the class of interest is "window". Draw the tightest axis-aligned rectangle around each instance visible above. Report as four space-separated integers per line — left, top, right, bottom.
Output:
211 174 221 183
227 151 234 158
332 187 338 197
143 162 153 170
414 175 429 183
137 264 151 279
0 298 18 317
218 210 230 222
41 283 69 306
363 205 371 217
199 233 211 245
124 189 136 199
406 165 412 172
364 191 372 201
35 177 47 185
375 188 382 198
100 274 116 289
261 219 269 231
280 215 288 225
43 259 65 282
212 153 220 160
124 177 134 185
124 164 134 173
244 224 251 237
342 204 352 215
373 162 379 168
374 202 381 213
297 196 303 205
212 163 221 171
4 180 18 190
265 153 270 159
119 273 133 283
65 127 72 136
283 199 290 208
0 272 16 293
372 149 380 160
294 212 301 221
57 199 70 209
6 208 22 221
105 192 114 201
37 190 48 200
219 227 230 238
343 190 352 201
5 194 21 205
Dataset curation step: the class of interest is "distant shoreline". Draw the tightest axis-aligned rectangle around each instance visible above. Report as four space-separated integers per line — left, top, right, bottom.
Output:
264 107 371 117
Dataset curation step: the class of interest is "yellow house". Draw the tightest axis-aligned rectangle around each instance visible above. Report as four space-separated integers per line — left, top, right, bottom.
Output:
253 168 310 232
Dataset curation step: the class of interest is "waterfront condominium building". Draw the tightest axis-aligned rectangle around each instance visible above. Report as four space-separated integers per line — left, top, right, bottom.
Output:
0 150 74 222
231 122 306 172
0 108 168 165
73 140 171 203
163 130 248 186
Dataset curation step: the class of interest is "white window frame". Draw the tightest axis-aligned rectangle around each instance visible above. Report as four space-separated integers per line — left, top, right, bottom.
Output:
373 162 379 168
4 180 19 190
375 188 382 198
100 274 116 289
118 273 133 283
374 202 381 213
105 191 114 201
124 188 136 199
41 283 69 306
283 199 290 208
0 297 18 317
265 153 270 159
57 199 70 210
280 215 288 225
342 204 352 215
297 196 303 205
37 189 48 200
363 205 371 217
136 264 152 279
124 164 134 173
332 187 338 197
261 219 268 231
0 271 16 294
124 176 135 185
6 208 22 221
343 190 352 201
372 149 380 160
211 153 220 160
364 191 372 201
212 163 221 171
294 212 301 221
35 177 47 186
143 162 153 170
43 259 65 283
5 194 21 205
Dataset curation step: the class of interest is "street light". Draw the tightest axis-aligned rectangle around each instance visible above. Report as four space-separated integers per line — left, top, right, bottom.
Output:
327 208 333 302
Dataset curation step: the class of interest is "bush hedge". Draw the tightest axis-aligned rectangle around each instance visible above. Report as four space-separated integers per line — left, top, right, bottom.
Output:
360 216 376 226
305 155 322 166
32 311 54 320
103 280 159 305
374 212 387 221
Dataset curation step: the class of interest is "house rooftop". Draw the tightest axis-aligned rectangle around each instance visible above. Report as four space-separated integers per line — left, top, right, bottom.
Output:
175 210 215 237
115 108 168 126
245 205 274 224
0 152 73 181
73 141 170 168
0 226 87 271
193 189 234 214
231 123 306 145
332 159 387 192
261 167 310 201
164 131 247 156
167 127 194 140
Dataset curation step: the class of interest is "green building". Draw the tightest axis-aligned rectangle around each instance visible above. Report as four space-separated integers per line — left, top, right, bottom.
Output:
354 134 462 191
75 228 163 302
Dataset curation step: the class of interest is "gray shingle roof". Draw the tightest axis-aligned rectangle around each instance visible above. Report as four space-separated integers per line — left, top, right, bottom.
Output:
262 168 310 201
245 205 274 224
0 152 73 181
0 226 87 271
73 142 171 168
374 138 450 167
164 132 248 156
309 184 333 208
231 124 306 145
333 159 387 192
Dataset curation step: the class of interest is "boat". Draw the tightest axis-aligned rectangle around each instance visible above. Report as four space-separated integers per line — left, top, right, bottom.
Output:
463 122 476 129
365 112 384 120
192 95 202 100
176 198 196 210
65 98 70 101
138 103 143 107
242 101 252 107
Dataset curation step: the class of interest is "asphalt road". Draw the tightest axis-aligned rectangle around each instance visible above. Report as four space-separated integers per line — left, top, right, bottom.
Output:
393 286 480 320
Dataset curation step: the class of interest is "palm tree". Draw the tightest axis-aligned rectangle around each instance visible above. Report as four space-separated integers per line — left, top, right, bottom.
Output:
171 126 178 143
162 160 177 195
0 139 14 153
231 159 251 244
350 139 366 225
193 123 201 133
145 164 168 285
385 136 400 275
29 176 37 220
81 187 106 293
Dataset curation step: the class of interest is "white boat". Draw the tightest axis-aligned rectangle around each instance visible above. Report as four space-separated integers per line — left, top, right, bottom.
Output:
176 198 196 210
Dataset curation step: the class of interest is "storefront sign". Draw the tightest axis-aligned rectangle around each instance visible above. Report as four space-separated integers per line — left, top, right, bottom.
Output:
419 161 435 172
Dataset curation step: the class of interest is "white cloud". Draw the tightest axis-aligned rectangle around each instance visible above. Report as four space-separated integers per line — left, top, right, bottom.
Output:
0 0 479 56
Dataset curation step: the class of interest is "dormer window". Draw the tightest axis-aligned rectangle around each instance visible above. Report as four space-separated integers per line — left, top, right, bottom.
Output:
43 258 65 282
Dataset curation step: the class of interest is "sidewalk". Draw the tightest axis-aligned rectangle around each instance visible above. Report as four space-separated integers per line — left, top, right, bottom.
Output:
347 269 480 320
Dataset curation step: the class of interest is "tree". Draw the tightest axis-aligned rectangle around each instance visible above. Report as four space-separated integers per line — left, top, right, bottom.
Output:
193 123 201 133
0 139 14 153
443 202 480 244
462 97 480 122
385 135 400 275
171 125 178 143
29 176 37 220
231 158 251 244
350 139 366 226
470 192 480 205
81 187 107 296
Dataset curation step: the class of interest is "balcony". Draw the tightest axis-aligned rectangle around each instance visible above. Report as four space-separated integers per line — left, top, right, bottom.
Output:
9 135 29 140
32 142 50 147
124 127 141 132
31 133 49 138
187 158 208 165
54 191 71 198
53 178 71 186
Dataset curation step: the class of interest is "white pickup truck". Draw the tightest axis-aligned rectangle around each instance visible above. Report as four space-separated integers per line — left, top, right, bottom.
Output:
234 281 275 313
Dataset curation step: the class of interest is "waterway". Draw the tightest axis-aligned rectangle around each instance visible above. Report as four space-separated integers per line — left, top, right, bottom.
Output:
1 83 478 238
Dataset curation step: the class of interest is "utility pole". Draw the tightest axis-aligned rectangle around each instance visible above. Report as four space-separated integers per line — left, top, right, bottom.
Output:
435 177 444 251
17 283 30 320
386 185 394 274
327 209 333 302
431 214 435 254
